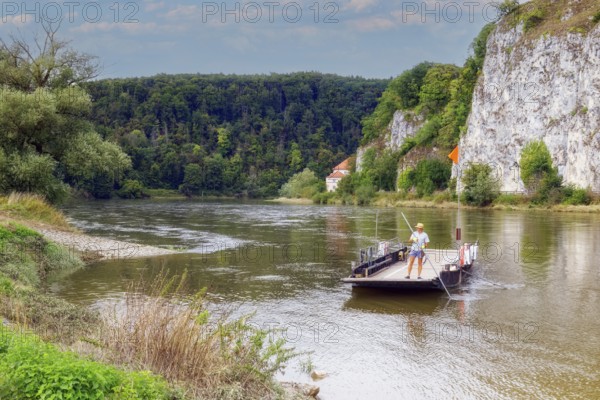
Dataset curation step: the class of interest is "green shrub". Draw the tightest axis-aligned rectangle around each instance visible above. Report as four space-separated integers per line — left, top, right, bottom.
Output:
397 159 452 198
312 191 336 204
415 159 452 191
418 64 461 115
179 163 203 196
340 193 354 205
397 168 415 193
0 329 171 400
415 116 442 145
279 168 322 199
497 0 519 17
534 173 563 204
520 140 563 204
0 224 43 286
355 182 376 205
522 8 545 32
362 150 400 191
2 152 70 204
398 138 416 156
520 140 557 189
462 163 500 206
593 11 600 24
416 178 435 197
432 191 452 204
562 186 592 205
117 179 149 199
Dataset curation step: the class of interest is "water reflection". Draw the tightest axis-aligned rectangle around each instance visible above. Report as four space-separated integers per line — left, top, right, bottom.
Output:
342 288 445 315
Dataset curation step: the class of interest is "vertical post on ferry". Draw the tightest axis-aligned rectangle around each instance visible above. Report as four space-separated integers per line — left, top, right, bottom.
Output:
375 210 379 244
448 145 461 242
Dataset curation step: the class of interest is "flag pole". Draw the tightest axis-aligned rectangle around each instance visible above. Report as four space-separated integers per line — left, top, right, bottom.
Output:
448 145 461 243
457 145 461 244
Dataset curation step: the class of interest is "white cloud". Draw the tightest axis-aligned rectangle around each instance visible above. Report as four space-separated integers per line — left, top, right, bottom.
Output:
145 1 166 12
349 16 394 31
0 13 35 26
164 5 202 20
71 21 159 34
344 0 379 12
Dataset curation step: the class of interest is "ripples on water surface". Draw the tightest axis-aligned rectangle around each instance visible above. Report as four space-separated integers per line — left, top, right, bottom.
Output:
54 200 600 399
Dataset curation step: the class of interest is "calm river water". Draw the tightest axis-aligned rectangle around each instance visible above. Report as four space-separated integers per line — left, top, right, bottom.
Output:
53 200 600 399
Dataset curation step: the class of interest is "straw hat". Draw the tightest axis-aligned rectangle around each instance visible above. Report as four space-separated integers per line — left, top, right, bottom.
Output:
415 223 425 229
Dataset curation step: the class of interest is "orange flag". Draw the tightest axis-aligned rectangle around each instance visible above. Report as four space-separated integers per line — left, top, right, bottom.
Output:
448 146 459 164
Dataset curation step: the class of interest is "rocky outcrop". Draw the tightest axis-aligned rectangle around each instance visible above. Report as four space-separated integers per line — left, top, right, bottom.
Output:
356 110 423 171
460 22 600 191
387 111 424 150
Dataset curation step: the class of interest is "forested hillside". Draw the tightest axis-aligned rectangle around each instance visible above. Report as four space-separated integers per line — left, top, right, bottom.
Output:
86 74 388 197
361 23 495 150
325 22 496 205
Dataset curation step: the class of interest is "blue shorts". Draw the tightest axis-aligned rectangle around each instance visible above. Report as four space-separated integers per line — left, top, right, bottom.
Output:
409 250 425 259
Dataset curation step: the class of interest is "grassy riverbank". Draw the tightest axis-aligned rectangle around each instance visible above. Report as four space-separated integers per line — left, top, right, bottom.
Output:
280 190 600 213
0 194 311 399
372 192 600 213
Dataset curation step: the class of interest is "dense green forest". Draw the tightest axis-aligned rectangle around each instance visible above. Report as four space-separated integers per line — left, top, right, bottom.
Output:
85 74 388 197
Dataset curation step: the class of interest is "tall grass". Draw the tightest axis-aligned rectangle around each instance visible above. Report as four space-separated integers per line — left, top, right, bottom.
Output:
0 192 71 229
97 272 295 399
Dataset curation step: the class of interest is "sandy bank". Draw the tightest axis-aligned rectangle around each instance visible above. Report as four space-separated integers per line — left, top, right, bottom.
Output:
33 226 176 261
267 197 315 205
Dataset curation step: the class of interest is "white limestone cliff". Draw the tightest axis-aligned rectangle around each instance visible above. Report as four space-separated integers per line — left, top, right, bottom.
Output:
387 111 424 151
460 22 600 191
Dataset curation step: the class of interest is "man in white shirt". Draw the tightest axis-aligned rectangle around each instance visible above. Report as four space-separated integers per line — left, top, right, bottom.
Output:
405 223 429 279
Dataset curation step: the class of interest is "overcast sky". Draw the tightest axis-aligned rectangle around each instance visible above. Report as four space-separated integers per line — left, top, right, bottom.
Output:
0 0 501 79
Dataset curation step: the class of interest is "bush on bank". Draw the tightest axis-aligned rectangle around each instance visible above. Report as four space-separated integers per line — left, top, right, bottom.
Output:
0 329 172 400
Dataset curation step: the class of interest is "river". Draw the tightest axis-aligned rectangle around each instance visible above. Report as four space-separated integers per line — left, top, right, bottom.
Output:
52 200 600 399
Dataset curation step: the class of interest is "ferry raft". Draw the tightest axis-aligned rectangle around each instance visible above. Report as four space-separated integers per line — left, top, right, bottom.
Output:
342 240 479 291
344 146 479 293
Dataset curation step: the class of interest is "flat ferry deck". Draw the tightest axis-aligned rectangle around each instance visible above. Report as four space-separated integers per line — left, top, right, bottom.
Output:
342 249 462 290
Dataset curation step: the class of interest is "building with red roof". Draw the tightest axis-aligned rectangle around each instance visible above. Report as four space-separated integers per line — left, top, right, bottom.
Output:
326 158 351 192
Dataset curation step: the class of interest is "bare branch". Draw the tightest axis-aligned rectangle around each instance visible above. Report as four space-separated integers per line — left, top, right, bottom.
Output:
0 22 100 91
